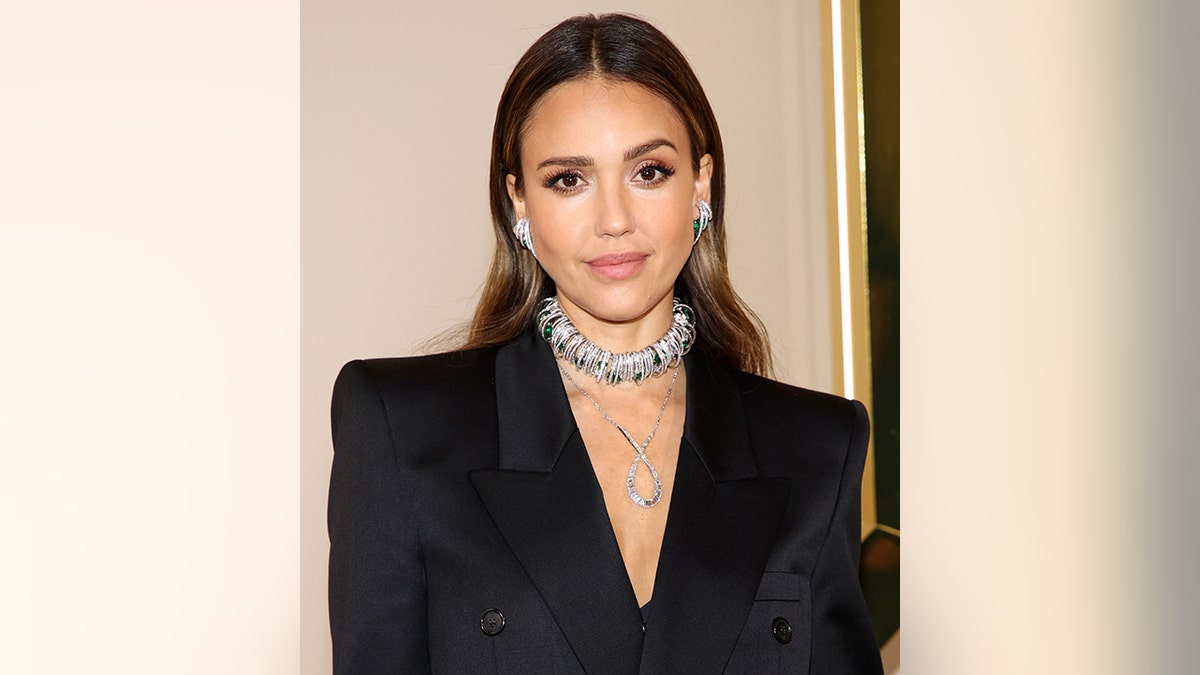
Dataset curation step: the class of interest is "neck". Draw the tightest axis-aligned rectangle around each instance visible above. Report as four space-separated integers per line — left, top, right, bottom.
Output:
555 293 676 354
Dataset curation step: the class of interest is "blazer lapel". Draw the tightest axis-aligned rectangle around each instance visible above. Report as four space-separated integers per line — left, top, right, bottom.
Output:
469 332 644 673
639 352 791 674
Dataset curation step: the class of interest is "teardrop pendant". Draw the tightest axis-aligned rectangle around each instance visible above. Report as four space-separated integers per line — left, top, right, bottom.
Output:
557 361 680 509
626 452 663 508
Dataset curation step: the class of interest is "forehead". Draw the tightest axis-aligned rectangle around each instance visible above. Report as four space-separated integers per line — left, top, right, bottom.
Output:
521 78 690 161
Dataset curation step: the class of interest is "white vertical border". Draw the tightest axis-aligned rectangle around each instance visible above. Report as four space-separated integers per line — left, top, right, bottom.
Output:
823 0 877 534
831 0 857 401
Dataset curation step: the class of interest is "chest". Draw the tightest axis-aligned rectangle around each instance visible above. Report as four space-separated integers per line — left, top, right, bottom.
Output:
568 389 685 605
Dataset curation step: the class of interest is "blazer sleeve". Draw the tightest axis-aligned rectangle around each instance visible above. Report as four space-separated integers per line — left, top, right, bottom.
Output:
328 360 431 674
810 400 884 675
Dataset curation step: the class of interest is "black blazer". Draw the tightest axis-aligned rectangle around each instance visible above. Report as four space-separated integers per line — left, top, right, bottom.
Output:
328 330 882 674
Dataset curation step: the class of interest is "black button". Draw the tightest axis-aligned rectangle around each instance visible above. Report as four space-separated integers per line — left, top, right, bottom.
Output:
481 608 505 636
772 616 792 644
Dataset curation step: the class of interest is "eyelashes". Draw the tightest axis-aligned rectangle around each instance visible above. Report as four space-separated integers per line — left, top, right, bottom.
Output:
540 162 676 195
542 170 584 192
634 162 675 183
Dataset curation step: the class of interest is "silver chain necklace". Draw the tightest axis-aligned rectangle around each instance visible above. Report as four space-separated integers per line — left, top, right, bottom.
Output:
538 296 696 385
558 362 681 508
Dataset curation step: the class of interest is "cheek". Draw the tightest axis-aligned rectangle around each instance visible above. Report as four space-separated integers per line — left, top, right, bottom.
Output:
524 205 586 283
527 207 581 252
653 198 696 249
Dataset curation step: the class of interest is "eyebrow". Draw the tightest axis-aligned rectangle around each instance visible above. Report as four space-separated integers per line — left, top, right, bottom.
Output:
534 138 678 171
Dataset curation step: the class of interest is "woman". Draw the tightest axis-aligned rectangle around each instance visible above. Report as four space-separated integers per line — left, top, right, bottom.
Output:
329 13 882 674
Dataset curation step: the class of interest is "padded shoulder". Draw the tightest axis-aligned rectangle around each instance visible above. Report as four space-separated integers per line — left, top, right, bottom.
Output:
336 346 494 405
726 370 869 487
731 371 862 431
332 346 502 468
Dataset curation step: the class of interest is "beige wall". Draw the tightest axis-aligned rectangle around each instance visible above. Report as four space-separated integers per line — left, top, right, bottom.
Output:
300 1 834 671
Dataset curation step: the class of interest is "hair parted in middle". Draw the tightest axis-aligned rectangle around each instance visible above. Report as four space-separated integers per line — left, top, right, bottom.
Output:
466 12 772 377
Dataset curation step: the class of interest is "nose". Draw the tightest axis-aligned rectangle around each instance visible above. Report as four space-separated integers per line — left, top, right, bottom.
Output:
593 181 634 238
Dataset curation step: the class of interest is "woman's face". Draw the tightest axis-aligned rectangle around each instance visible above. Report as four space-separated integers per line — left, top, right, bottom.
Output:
508 77 712 338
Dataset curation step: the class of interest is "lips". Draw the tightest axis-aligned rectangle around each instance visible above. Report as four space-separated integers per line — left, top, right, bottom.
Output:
587 251 648 280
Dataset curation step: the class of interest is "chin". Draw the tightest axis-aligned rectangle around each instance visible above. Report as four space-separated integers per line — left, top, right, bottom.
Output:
560 287 673 326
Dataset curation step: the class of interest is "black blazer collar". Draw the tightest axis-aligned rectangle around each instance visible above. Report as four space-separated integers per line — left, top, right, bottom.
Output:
680 344 761 482
493 328 577 472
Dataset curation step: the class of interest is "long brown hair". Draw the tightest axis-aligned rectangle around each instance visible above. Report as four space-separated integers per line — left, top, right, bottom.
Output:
465 13 772 376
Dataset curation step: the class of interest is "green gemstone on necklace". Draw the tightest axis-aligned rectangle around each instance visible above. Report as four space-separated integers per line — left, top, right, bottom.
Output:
544 325 553 339
653 353 662 366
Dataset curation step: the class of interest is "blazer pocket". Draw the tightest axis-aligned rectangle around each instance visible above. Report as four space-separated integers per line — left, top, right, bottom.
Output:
727 572 811 673
754 570 803 601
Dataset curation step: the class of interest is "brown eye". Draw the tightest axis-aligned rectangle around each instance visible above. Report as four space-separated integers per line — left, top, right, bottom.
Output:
634 164 673 184
542 170 585 192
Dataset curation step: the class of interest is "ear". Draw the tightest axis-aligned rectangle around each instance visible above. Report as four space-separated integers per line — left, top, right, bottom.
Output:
506 174 527 221
693 153 713 207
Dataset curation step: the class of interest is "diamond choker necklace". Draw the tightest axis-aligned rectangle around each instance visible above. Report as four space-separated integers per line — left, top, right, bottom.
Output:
536 296 697 385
